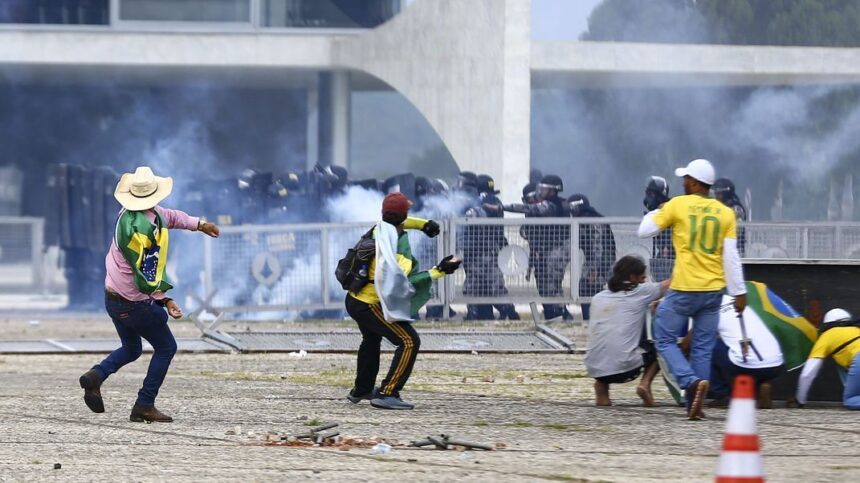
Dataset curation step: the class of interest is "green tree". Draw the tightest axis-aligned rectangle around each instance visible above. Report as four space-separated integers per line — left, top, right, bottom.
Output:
584 0 860 47
581 0 706 43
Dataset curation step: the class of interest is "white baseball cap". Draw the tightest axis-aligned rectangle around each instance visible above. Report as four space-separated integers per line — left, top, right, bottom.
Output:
675 159 715 186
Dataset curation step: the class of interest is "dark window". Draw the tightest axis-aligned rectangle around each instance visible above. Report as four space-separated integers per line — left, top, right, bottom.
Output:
0 0 109 25
262 0 401 28
120 0 251 23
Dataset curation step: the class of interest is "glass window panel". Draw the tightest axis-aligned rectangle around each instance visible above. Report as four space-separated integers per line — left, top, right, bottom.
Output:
120 0 250 23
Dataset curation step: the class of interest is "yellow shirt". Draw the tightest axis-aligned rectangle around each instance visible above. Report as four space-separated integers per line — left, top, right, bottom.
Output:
809 326 860 369
653 194 737 291
350 254 412 305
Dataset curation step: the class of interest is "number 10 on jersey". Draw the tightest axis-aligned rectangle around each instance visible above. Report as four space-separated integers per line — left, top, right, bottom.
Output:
688 215 721 254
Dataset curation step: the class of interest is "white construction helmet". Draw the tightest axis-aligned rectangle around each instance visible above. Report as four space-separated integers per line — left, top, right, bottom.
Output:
823 308 852 324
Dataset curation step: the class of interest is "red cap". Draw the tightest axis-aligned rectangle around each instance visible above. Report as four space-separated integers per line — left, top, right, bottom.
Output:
382 192 413 216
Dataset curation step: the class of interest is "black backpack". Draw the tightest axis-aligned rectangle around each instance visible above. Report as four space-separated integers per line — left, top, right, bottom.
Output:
335 229 376 292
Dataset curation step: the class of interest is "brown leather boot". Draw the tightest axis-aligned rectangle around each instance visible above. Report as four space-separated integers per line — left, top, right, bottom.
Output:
757 382 773 410
79 369 104 413
130 404 173 423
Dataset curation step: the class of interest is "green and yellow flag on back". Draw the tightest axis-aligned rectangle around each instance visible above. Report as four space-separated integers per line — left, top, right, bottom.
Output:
115 209 172 295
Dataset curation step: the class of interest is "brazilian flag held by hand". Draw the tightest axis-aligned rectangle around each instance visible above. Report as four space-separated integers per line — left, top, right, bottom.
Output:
745 281 817 370
653 280 817 406
115 209 172 295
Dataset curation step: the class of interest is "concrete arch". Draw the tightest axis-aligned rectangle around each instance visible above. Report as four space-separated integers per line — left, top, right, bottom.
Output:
334 0 532 200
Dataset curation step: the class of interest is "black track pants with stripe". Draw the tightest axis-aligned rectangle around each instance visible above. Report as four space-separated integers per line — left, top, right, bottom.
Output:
345 295 420 397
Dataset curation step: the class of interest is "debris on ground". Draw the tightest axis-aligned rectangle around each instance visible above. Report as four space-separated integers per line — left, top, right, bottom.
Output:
410 434 495 451
370 443 391 455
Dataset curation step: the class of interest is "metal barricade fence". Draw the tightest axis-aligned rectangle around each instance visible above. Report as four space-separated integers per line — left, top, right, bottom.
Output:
446 217 646 307
201 222 442 314
198 218 860 316
0 217 44 294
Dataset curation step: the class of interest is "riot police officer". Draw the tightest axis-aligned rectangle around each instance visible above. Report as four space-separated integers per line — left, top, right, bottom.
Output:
304 164 343 222
460 175 519 320
455 171 481 211
418 177 455 320
64 164 89 310
521 182 538 205
454 171 487 319
569 194 616 320
712 178 747 256
643 176 674 282
712 178 747 221
237 169 277 224
413 176 432 213
504 174 570 320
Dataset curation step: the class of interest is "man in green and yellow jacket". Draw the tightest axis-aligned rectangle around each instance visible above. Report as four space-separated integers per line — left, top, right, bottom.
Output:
345 192 461 410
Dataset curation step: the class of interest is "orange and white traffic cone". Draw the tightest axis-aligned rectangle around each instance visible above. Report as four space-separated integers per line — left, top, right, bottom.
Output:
715 374 765 483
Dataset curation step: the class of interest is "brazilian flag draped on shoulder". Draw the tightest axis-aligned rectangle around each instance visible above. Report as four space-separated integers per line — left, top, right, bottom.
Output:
374 221 433 321
115 209 173 294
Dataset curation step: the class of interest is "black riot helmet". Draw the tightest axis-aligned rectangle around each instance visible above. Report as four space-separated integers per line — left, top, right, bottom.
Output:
568 193 591 217
239 169 273 193
238 168 257 190
330 165 349 190
458 171 478 190
476 174 500 195
712 178 736 202
537 174 563 200
415 176 431 198
643 176 670 212
522 182 537 204
430 178 450 195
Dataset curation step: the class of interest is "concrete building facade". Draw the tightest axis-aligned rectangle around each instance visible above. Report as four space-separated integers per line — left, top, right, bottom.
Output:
4 0 860 198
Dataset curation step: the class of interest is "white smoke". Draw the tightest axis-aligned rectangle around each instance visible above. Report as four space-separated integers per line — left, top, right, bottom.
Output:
324 185 385 223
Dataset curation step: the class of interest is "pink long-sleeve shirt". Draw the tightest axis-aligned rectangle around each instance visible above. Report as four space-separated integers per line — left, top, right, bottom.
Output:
105 206 199 302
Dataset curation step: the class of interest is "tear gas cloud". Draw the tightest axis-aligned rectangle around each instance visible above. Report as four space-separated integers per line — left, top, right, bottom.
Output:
532 0 860 222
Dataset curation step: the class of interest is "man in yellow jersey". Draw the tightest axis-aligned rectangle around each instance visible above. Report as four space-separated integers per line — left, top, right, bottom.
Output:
345 192 461 410
796 308 860 409
638 159 747 420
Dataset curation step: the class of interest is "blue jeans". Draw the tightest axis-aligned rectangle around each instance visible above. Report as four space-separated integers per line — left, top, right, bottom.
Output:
845 352 860 410
93 296 177 406
654 289 723 390
710 339 784 399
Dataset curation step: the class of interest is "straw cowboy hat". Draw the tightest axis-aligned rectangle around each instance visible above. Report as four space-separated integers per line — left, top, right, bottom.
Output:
114 166 174 211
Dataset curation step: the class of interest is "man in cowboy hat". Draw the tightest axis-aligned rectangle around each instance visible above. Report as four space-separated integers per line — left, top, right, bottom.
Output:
78 166 219 423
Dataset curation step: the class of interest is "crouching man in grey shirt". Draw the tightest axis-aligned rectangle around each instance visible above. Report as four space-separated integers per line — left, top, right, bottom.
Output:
585 255 671 406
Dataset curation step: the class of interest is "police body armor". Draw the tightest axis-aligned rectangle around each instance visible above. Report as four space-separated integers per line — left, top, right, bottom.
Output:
45 164 67 247
66 165 88 250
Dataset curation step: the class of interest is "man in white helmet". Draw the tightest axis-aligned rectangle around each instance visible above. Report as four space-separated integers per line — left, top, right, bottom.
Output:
796 308 860 409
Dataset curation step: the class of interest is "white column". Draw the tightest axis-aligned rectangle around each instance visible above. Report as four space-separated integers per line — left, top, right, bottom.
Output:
305 75 320 171
331 70 351 169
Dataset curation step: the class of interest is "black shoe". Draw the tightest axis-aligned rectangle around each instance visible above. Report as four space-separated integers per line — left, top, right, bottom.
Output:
79 369 104 413
370 395 414 410
347 387 379 404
